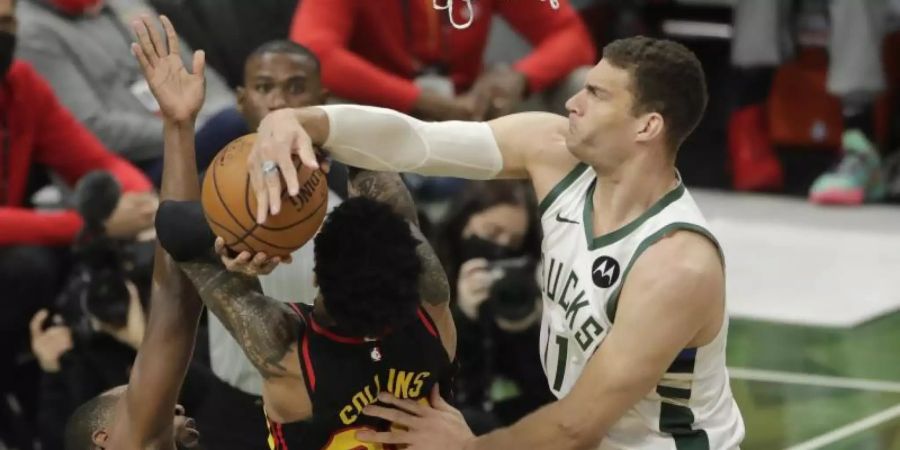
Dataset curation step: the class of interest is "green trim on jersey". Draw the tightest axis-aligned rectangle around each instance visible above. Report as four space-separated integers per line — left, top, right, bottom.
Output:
582 181 686 250
604 222 720 323
538 163 589 215
660 402 711 450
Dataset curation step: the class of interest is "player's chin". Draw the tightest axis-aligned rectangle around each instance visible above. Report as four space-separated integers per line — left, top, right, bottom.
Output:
174 416 201 448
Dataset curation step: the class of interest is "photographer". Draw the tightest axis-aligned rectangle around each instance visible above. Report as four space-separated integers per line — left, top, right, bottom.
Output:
29 280 146 450
436 180 554 434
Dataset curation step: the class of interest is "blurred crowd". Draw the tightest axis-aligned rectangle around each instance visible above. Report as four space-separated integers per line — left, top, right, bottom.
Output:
1 0 899 448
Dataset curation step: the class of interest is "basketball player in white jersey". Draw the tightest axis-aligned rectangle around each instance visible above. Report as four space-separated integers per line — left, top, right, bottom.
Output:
245 35 744 450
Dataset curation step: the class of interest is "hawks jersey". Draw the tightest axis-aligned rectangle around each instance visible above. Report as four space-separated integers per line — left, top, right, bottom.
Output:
266 304 453 450
537 164 744 450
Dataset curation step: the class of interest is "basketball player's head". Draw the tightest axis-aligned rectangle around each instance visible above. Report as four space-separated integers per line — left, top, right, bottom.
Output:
565 36 707 171
313 197 422 338
238 40 327 130
64 385 199 449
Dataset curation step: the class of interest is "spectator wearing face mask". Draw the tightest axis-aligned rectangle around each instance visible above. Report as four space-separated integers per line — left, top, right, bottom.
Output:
13 0 237 185
436 180 554 434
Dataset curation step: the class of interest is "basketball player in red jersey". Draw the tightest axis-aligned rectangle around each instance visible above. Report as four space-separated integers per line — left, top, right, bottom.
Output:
62 15 205 450
127 15 457 450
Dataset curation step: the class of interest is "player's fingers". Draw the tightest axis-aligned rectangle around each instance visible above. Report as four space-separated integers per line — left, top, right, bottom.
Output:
376 392 429 417
141 15 167 58
276 153 299 198
362 404 422 429
265 169 283 217
355 429 411 446
131 18 158 67
159 15 180 56
280 254 293 265
131 43 152 74
192 50 206 77
295 134 319 171
29 309 49 336
429 385 464 421
257 258 280 275
214 237 227 256
250 252 270 268
248 158 270 224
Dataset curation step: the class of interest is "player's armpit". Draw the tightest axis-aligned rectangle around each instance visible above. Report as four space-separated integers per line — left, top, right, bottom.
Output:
556 231 724 446
179 258 304 380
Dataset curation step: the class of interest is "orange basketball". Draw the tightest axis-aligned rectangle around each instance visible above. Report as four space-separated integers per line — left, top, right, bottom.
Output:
200 134 328 257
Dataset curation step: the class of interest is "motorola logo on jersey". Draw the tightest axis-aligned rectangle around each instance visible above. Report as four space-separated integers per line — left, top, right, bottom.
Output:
591 256 620 288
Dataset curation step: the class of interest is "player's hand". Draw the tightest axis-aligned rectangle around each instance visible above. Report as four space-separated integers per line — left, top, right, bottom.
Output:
249 109 321 223
214 237 292 277
130 15 206 124
29 310 74 373
358 385 475 450
105 192 159 239
456 258 493 320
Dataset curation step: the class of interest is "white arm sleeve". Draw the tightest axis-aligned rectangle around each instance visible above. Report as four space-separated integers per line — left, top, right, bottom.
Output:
321 105 503 179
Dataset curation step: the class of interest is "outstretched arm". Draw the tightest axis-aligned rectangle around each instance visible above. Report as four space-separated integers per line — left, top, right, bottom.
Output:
110 15 204 447
247 105 577 223
346 168 455 358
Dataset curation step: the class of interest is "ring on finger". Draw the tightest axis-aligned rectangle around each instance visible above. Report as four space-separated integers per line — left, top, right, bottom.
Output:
261 160 278 176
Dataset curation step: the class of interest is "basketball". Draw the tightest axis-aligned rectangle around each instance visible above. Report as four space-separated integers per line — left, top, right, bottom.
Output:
200 134 328 257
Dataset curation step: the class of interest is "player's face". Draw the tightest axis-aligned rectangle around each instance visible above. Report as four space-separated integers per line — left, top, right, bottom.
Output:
91 387 199 449
564 60 640 169
173 404 200 448
239 52 325 130
462 203 529 250
0 0 16 35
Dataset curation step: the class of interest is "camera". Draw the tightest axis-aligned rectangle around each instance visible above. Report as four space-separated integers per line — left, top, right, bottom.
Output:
484 256 540 323
52 172 132 340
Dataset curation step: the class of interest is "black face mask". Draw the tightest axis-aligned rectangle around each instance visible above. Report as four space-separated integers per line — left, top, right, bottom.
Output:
459 235 520 262
0 31 14 80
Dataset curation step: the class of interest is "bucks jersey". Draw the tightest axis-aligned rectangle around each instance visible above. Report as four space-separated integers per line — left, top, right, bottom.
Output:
266 303 452 450
538 164 744 450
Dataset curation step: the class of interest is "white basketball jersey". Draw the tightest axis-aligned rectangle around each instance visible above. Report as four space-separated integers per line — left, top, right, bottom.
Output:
538 164 744 450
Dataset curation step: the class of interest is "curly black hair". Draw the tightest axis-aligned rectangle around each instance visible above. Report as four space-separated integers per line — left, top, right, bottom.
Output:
314 197 422 337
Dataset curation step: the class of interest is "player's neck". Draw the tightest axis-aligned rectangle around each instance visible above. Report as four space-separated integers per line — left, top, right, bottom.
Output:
589 152 677 238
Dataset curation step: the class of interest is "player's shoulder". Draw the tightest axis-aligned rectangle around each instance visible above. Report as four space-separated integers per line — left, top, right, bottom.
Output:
627 229 723 307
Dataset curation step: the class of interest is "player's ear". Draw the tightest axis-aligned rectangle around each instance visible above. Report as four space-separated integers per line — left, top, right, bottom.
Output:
635 112 664 144
236 86 246 115
92 429 109 447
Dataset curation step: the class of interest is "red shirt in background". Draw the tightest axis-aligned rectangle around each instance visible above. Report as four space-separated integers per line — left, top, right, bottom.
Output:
0 61 152 246
291 0 596 112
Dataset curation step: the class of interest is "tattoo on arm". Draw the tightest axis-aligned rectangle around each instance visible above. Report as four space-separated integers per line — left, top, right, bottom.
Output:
347 168 450 306
178 257 301 379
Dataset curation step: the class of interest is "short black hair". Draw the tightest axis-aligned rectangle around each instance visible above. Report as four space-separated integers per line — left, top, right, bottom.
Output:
314 197 421 337
64 394 118 450
602 36 708 152
247 40 321 74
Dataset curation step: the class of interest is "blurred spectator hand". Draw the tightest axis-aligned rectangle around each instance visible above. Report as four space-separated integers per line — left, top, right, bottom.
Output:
466 65 528 120
456 258 494 320
29 309 74 373
412 89 476 121
105 192 159 239
95 281 146 350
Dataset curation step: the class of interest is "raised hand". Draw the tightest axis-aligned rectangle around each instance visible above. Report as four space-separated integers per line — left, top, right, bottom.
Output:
130 15 206 123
